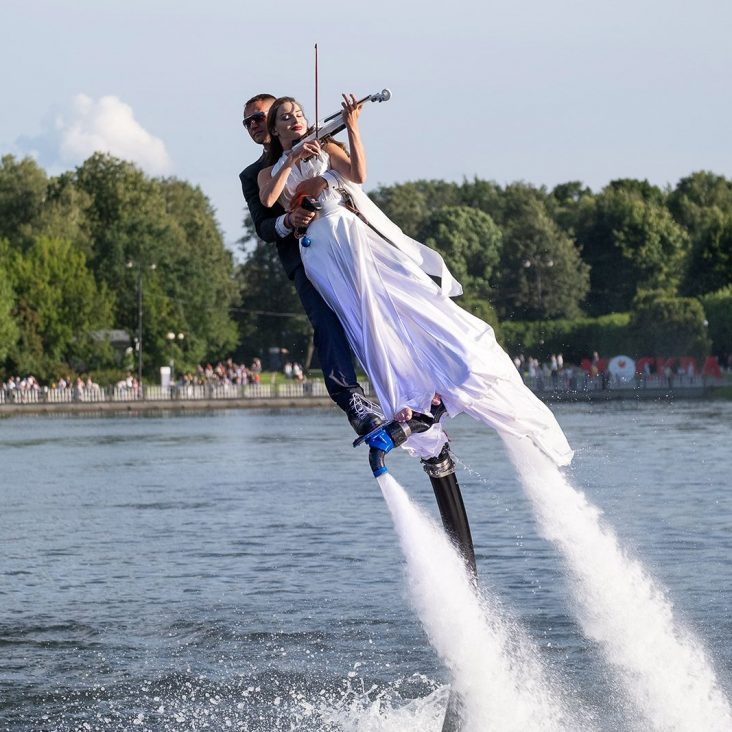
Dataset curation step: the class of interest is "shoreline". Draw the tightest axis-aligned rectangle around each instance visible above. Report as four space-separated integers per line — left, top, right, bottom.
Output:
0 385 725 418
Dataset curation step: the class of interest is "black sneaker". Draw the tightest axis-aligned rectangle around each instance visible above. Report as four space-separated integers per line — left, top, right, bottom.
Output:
346 393 384 436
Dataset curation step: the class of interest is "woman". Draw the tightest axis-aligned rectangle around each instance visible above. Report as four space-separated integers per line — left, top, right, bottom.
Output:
258 95 573 466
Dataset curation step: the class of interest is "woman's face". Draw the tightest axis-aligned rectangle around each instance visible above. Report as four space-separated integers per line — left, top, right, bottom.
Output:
273 101 307 147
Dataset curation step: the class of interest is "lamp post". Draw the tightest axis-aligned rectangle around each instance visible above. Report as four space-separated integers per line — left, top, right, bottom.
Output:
522 257 554 311
127 260 157 394
165 331 185 383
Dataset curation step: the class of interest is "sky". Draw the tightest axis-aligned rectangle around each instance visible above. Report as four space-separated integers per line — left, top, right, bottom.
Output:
2 0 731 257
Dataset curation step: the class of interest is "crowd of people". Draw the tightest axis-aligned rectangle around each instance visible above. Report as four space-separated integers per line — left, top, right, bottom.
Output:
175 357 305 387
513 352 582 390
0 357 309 401
0 374 102 402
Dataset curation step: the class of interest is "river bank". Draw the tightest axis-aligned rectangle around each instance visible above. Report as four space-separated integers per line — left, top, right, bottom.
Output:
0 380 727 417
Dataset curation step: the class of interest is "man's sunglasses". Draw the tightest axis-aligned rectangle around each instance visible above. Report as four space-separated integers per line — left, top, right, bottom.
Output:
242 111 266 129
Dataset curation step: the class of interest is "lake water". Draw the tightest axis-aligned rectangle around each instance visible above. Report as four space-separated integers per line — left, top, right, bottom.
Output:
1 401 730 731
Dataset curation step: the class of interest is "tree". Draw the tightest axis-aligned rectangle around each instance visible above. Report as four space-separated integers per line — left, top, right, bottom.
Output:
457 179 505 223
576 184 689 315
160 178 239 365
0 242 19 367
368 180 462 238
668 172 732 296
494 194 590 320
699 286 732 361
547 181 594 237
72 155 238 374
32 173 94 258
6 236 115 379
0 155 48 248
418 205 502 299
628 290 710 359
234 241 312 365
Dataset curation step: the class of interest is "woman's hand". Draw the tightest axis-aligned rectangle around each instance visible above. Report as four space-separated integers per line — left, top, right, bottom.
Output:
341 93 363 131
287 140 321 166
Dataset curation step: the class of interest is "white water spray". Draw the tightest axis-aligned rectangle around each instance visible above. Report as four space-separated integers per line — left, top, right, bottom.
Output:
501 433 732 731
377 472 583 732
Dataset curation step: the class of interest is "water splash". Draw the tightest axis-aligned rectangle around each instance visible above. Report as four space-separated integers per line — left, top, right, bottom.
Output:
377 472 584 732
21 671 450 731
501 433 732 732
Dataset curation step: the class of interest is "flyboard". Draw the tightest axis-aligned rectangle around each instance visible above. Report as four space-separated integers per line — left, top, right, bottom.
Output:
354 400 476 732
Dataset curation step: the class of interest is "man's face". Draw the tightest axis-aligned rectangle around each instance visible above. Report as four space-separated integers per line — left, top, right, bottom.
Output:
243 99 272 146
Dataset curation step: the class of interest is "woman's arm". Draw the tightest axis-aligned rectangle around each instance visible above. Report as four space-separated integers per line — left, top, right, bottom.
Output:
258 142 322 207
256 165 279 207
240 165 285 243
326 94 367 184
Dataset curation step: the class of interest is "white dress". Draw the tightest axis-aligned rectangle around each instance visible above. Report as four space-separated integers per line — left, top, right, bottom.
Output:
273 151 573 466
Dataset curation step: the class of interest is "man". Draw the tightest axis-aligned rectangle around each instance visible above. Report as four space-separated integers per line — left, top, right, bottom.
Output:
239 93 381 436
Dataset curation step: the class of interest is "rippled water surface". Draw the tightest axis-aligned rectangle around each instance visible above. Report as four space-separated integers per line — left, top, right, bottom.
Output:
1 401 730 730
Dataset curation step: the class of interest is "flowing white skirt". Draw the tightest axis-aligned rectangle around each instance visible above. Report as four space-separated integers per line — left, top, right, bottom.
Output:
301 201 573 466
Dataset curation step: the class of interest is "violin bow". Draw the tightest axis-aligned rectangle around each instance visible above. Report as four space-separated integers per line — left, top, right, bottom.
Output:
314 43 319 142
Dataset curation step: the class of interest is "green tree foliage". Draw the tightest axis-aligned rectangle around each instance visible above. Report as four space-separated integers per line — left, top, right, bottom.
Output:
501 313 631 363
0 242 19 363
0 155 48 248
72 154 238 372
33 173 94 257
234 241 312 365
0 153 237 380
160 178 239 364
668 172 732 296
368 180 462 238
495 190 590 320
457 179 505 223
6 237 115 379
699 286 732 360
577 183 689 315
628 290 710 358
547 181 594 236
418 205 502 299
3 153 730 379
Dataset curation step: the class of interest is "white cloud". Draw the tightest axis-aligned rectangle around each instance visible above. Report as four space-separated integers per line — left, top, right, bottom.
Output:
17 94 172 175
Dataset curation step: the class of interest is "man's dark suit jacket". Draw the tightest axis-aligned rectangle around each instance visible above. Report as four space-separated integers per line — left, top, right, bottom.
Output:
239 155 301 279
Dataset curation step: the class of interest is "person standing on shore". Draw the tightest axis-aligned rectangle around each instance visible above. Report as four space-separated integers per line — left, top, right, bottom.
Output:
239 93 382 436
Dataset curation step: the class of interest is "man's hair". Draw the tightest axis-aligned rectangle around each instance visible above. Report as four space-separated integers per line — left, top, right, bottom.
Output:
244 93 276 109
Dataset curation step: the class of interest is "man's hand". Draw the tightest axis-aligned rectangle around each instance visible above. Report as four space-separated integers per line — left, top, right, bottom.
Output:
289 206 316 229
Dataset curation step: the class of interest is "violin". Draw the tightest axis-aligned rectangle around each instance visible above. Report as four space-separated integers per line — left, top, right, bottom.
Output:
290 89 392 155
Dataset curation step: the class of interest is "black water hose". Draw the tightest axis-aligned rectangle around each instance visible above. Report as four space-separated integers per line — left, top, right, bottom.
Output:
422 444 476 732
422 445 477 576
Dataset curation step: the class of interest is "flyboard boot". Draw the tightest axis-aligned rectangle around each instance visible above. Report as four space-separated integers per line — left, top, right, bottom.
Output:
354 398 476 732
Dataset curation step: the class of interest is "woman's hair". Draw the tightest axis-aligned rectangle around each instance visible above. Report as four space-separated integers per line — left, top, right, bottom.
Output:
264 96 306 167
264 95 350 167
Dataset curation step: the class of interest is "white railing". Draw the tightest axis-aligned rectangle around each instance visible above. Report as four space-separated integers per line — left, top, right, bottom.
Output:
242 383 273 398
0 379 369 407
45 388 74 403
